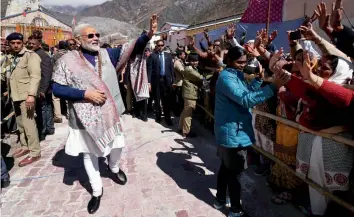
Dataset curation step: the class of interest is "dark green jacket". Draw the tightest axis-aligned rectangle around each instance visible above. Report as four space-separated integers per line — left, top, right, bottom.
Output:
182 66 212 100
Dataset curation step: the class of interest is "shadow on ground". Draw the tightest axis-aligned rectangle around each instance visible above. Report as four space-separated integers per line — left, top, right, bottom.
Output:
51 149 119 194
156 137 228 216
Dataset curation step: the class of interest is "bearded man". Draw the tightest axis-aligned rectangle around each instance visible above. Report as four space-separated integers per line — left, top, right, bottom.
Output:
52 15 158 214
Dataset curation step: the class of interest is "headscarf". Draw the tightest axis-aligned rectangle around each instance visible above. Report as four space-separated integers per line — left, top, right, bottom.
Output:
327 57 353 84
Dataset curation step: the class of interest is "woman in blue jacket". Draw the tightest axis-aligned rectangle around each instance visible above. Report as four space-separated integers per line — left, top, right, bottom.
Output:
213 46 288 217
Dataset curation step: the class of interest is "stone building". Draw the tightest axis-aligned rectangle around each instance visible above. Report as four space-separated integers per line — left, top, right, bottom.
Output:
1 0 72 46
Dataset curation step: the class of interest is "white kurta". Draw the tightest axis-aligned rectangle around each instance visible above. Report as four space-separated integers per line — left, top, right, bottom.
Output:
65 113 125 157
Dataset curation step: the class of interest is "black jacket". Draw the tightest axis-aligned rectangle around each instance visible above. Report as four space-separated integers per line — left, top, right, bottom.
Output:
147 52 174 86
35 48 53 94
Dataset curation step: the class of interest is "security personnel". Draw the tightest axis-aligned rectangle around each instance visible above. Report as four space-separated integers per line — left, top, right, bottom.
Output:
179 54 212 137
6 32 41 167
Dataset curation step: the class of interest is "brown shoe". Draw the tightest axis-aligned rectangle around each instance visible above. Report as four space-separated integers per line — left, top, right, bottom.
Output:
54 117 63 123
18 156 41 167
12 149 30 158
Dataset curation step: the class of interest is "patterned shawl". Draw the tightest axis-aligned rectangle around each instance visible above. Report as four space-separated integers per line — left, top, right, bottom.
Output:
54 51 124 152
118 41 150 101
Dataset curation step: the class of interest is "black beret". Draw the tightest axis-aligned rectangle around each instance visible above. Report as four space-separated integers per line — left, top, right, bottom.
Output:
188 54 199 62
6 32 24 41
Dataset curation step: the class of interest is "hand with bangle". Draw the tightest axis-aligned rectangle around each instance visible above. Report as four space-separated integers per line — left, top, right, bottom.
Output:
295 51 324 89
269 48 288 74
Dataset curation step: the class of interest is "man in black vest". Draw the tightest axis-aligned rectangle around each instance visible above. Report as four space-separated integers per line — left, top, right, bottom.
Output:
147 40 174 126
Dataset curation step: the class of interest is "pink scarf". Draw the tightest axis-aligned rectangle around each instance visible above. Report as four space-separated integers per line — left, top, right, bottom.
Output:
62 51 123 152
118 41 150 101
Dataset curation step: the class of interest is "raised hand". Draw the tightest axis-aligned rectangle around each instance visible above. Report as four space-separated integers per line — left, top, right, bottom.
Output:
299 23 321 42
315 2 333 35
226 24 235 39
188 36 195 46
203 28 209 39
245 44 260 57
203 28 212 45
268 30 278 43
296 51 312 80
269 48 289 75
254 29 267 53
148 14 158 38
330 0 343 31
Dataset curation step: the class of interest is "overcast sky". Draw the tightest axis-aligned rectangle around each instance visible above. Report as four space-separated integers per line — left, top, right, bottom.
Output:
41 0 109 6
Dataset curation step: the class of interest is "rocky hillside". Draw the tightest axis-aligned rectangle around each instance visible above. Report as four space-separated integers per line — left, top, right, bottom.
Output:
43 5 89 16
75 0 217 29
78 16 141 43
192 0 248 24
45 0 248 32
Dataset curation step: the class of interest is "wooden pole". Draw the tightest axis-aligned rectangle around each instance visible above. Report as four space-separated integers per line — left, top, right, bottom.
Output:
266 0 271 37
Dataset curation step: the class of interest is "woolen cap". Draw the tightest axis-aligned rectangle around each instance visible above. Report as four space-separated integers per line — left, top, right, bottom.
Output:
6 32 24 41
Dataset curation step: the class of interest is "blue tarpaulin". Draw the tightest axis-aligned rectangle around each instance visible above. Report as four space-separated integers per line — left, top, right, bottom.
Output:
195 18 305 53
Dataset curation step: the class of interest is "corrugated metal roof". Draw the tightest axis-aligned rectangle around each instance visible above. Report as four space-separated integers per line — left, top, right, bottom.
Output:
164 22 189 28
188 13 243 29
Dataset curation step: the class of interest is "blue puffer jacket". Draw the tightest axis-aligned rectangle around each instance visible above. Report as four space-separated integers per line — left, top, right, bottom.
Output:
214 67 277 148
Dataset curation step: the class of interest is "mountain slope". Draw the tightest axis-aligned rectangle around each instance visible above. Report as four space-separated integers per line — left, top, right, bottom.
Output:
43 5 89 16
76 0 216 28
191 0 248 24
78 16 141 43
45 0 248 38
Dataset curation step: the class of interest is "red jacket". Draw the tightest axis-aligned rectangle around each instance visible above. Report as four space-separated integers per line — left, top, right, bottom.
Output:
284 75 350 130
319 80 354 108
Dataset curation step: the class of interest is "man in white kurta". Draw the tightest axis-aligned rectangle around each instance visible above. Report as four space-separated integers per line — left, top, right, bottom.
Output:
52 17 157 214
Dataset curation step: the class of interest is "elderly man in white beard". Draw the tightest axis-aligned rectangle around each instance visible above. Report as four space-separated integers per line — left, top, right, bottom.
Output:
52 15 158 214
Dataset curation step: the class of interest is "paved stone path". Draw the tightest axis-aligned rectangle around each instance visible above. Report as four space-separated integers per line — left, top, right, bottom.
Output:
1 115 305 217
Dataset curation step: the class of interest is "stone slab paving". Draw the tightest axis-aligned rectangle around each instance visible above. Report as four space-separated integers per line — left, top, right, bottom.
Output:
1 115 306 217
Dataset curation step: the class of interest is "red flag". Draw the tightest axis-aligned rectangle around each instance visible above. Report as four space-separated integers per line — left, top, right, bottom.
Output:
240 0 284 23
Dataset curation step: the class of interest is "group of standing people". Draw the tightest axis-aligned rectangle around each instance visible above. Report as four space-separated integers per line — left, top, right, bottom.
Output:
1 0 354 216
1 31 79 169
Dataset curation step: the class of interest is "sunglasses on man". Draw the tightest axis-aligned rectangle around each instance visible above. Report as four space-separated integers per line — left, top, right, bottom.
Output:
156 44 164 47
82 33 100 39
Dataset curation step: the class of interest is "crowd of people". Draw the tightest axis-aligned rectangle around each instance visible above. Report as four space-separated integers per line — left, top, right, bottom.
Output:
1 0 354 216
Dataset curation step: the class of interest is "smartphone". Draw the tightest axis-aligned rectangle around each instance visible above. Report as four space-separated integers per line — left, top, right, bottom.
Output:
290 30 302 40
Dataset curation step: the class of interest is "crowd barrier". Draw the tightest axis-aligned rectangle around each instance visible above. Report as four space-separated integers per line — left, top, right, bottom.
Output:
195 103 354 212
